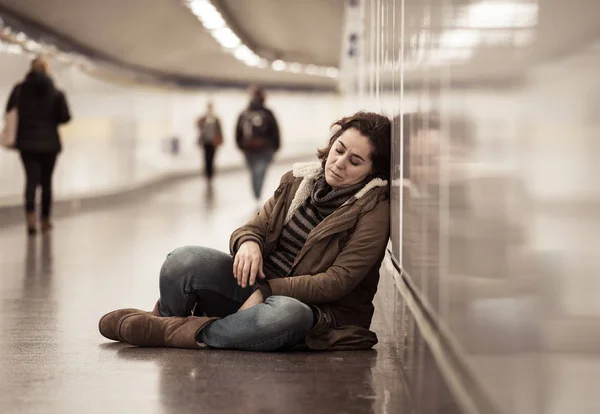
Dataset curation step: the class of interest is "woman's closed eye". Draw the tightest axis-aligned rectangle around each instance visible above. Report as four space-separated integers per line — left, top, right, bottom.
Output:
336 148 360 166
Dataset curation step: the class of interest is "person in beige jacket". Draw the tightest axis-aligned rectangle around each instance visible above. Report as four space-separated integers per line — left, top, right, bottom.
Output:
99 111 391 351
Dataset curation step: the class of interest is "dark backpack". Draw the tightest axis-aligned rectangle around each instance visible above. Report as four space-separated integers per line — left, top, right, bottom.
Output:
241 109 270 151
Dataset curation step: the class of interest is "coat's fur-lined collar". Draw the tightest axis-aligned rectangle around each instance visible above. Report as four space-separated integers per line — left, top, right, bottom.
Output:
285 162 388 224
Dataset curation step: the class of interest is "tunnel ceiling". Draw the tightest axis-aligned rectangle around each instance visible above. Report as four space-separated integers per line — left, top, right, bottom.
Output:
0 0 344 89
218 0 344 68
398 0 600 85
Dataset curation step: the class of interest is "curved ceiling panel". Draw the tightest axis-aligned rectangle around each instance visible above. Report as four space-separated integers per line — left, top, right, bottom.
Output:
218 0 344 67
0 0 343 89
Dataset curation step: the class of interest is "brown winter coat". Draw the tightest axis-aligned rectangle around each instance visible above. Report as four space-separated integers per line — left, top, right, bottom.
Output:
230 162 390 350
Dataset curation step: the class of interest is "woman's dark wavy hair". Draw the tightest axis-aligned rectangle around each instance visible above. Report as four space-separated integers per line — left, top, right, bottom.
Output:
317 111 392 181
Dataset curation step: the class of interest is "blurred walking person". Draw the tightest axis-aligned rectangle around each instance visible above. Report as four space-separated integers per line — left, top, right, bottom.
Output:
196 102 223 183
4 56 71 235
235 86 280 204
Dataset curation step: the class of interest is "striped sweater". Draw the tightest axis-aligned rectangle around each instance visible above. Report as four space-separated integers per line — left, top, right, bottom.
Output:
262 176 365 279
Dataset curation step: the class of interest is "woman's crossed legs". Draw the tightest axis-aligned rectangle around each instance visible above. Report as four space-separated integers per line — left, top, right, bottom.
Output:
156 246 314 351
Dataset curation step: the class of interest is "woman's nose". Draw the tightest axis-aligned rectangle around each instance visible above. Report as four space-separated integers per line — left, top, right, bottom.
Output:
335 156 346 169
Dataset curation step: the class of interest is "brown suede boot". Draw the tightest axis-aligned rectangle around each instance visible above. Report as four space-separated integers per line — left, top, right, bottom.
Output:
118 313 217 349
99 300 162 341
26 212 37 236
99 308 146 341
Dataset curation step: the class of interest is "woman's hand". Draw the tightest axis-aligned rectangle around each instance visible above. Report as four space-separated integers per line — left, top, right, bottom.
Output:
237 289 264 312
233 241 266 288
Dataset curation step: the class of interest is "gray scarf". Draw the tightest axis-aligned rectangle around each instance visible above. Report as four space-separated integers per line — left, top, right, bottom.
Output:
310 175 366 217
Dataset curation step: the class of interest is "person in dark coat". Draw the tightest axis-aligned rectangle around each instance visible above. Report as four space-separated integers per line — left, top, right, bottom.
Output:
5 56 71 235
235 86 280 204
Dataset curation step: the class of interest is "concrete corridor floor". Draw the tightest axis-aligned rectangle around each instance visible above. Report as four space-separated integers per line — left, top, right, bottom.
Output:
0 165 409 414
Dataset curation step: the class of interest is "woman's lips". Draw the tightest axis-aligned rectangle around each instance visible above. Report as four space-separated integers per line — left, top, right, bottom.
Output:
330 169 343 179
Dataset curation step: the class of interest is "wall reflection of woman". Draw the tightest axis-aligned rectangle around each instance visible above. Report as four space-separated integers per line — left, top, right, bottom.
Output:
401 113 472 308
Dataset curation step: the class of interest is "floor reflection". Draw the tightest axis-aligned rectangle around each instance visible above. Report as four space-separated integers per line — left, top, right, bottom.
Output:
24 233 54 297
204 181 215 210
114 347 388 414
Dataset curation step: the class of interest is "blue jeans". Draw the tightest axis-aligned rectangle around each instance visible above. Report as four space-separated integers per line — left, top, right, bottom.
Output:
244 151 273 199
157 246 314 351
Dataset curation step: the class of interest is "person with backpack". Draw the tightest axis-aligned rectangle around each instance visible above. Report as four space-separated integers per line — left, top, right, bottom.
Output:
235 86 280 204
196 101 223 183
4 56 71 235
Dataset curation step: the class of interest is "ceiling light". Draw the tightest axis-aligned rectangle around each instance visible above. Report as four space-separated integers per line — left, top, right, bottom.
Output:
326 67 339 78
211 27 240 49
24 39 42 51
199 15 226 30
234 45 254 61
289 62 303 73
244 55 261 67
439 30 481 48
188 0 225 29
0 41 22 55
305 64 318 75
457 1 539 29
181 0 340 77
272 60 285 71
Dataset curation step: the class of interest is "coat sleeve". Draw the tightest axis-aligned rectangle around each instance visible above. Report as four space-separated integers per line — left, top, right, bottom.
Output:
211 119 223 147
260 199 390 304
5 85 18 113
55 91 71 124
267 110 280 151
229 171 293 255
216 119 223 141
235 113 244 149
196 117 203 146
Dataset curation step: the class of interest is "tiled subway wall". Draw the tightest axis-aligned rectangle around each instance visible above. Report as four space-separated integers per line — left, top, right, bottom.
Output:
354 0 600 413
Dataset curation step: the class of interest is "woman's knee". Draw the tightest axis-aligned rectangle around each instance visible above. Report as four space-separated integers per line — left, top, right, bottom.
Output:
159 246 205 284
260 296 314 330
159 246 232 286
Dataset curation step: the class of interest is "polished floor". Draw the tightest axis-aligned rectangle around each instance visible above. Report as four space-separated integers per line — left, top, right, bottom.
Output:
0 165 410 414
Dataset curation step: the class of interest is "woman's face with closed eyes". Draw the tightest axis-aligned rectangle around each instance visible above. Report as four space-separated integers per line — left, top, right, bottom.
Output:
325 128 374 188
